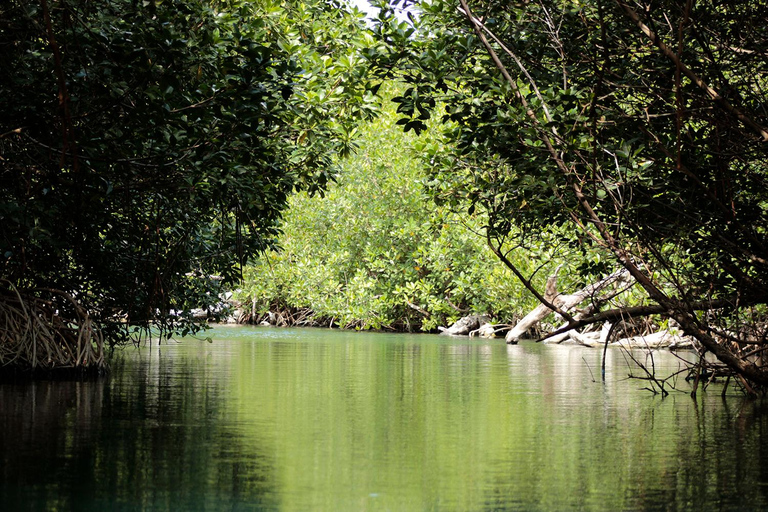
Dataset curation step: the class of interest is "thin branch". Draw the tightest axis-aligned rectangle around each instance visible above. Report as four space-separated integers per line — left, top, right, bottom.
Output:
613 0 768 141
41 0 80 171
457 2 554 124
486 232 574 322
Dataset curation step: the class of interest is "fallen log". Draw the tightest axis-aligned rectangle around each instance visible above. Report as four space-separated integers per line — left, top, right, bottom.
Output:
613 330 693 350
551 324 694 349
503 265 562 343
439 314 492 336
469 323 511 338
506 268 630 343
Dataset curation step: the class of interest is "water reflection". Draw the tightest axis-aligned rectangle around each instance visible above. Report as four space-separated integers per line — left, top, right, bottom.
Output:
1 345 277 511
1 327 767 511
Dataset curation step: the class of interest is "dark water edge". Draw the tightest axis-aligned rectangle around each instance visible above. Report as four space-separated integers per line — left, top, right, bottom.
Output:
0 364 109 383
1 326 768 511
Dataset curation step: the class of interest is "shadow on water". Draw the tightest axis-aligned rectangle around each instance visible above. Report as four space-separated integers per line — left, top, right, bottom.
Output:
0 346 278 511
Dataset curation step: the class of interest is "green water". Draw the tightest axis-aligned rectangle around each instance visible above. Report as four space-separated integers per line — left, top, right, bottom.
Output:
2 326 768 511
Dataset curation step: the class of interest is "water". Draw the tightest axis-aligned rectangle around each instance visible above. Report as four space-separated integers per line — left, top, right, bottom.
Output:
2 326 768 511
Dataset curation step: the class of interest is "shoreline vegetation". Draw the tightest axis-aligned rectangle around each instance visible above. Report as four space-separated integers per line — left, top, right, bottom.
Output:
2 1 767 394
224 100 695 354
229 96 550 337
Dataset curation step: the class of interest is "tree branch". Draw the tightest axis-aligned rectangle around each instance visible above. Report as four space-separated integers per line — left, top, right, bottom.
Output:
459 0 768 386
613 0 768 141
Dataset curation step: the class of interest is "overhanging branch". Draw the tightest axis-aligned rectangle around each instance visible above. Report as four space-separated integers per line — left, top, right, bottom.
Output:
613 0 768 141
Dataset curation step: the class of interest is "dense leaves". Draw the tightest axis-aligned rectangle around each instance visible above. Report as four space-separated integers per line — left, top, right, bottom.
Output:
236 94 553 332
0 0 378 344
372 0 768 384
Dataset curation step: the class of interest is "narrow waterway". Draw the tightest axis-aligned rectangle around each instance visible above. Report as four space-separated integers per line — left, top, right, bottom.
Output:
2 326 767 511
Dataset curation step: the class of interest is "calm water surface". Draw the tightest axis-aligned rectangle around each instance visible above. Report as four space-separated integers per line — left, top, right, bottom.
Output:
2 326 768 511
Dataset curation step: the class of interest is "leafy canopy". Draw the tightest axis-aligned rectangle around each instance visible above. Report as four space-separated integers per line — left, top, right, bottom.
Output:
0 0 379 344
371 0 768 384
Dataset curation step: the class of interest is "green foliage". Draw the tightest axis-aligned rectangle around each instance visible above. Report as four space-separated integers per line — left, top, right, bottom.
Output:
372 0 768 323
0 0 378 345
236 91 546 331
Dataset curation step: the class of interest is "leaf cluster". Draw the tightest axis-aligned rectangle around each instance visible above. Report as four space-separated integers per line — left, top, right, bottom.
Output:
372 0 768 317
235 92 551 331
0 0 379 344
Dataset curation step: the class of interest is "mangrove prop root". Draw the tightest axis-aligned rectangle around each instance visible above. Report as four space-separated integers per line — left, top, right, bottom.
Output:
0 281 106 373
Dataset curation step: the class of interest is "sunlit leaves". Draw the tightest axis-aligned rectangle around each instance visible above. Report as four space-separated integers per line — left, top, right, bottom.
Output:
0 0 379 345
236 91 544 331
371 0 768 314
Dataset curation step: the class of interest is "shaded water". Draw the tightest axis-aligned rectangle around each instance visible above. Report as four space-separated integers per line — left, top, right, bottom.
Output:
2 326 768 511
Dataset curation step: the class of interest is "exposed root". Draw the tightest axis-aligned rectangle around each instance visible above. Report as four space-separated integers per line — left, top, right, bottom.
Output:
0 281 106 375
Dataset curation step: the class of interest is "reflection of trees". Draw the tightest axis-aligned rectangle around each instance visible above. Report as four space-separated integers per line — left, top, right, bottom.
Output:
0 379 106 496
0 345 277 510
487 344 768 510
239 334 768 511
665 397 768 511
3 331 768 510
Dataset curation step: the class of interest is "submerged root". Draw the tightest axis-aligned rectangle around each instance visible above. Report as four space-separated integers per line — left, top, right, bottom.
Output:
0 281 106 375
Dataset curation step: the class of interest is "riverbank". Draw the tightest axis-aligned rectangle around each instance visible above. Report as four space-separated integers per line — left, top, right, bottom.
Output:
216 301 695 351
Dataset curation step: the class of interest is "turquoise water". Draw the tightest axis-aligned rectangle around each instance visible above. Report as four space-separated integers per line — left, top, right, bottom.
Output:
2 326 767 510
